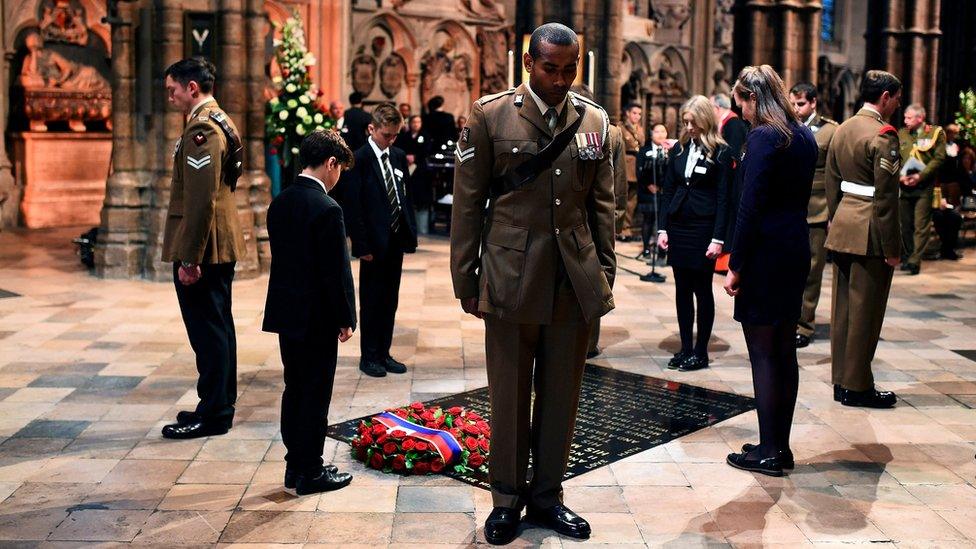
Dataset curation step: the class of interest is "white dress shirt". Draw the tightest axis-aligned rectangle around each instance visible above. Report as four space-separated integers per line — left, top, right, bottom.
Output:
368 136 402 206
525 82 567 118
683 141 703 179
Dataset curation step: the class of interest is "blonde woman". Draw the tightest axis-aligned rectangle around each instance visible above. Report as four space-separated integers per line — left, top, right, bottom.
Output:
723 65 818 476
657 95 732 372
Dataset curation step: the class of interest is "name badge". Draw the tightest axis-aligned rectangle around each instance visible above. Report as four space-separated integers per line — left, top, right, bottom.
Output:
693 165 708 174
393 168 404 179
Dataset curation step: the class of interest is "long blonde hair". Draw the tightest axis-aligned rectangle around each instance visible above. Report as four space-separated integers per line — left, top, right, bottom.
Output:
679 95 726 157
732 65 799 146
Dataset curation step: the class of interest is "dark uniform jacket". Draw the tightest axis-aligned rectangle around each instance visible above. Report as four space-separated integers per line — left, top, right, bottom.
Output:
263 175 356 339
450 84 617 324
162 98 245 265
659 141 733 242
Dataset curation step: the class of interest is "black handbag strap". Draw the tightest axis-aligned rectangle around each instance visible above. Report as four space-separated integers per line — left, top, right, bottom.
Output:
491 101 588 197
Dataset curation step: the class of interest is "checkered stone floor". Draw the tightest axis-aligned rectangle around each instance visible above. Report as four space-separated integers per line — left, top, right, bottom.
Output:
0 226 975 547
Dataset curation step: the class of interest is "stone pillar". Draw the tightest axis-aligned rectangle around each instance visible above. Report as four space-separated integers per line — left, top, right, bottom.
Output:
736 0 821 87
867 0 940 116
217 0 259 278
144 0 185 280
598 0 624 121
0 8 17 229
96 1 150 277
245 0 272 271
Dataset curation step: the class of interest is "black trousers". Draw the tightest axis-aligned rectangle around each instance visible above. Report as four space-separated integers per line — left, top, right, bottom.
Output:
359 239 404 361
933 208 963 255
173 262 237 426
279 330 338 474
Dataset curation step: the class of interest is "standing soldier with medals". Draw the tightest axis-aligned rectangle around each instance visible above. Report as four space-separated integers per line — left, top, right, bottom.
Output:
450 23 616 545
824 70 902 409
160 58 246 439
789 83 838 348
898 104 947 275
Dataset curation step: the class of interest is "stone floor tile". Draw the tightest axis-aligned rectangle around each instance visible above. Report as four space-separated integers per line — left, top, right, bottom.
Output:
390 511 475 544
177 460 258 485
132 510 232 545
317 484 398 513
0 507 70 540
81 484 169 510
28 458 118 484
48 509 152 542
196 439 272 462
305 511 395 544
100 459 188 487
218 510 314 543
157 484 246 511
238 484 319 512
395 485 474 513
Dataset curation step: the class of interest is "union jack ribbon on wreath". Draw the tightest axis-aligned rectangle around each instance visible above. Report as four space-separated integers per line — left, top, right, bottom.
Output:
372 412 464 464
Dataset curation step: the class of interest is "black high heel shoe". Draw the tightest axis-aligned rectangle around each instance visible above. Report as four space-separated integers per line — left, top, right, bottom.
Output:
726 451 785 477
741 443 795 469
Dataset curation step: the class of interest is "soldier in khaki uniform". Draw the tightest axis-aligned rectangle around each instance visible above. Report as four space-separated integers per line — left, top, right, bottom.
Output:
450 23 615 545
897 104 946 275
160 58 246 439
789 83 838 348
618 103 645 239
824 70 901 409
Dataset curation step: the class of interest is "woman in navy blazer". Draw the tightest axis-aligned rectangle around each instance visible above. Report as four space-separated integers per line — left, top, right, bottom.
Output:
658 95 733 372
723 65 818 477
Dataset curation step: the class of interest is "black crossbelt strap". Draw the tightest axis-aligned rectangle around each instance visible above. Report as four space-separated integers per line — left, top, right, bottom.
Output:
491 102 588 198
209 111 244 191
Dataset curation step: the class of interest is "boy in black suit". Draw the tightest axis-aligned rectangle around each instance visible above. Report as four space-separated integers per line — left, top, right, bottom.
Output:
263 130 356 495
340 103 419 377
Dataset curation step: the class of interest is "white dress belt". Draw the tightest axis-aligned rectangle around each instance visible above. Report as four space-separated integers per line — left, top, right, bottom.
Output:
841 181 875 197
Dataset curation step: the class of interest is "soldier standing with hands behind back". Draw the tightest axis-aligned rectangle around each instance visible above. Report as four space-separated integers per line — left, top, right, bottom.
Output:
451 23 616 545
824 70 902 409
789 83 838 348
160 58 246 439
898 104 946 275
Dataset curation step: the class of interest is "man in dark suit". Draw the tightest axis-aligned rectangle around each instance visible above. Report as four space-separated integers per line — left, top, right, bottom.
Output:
160 58 246 440
263 130 356 495
340 103 419 377
422 95 458 149
338 92 371 152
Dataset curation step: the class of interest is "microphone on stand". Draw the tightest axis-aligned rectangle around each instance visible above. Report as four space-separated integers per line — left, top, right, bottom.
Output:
641 145 667 283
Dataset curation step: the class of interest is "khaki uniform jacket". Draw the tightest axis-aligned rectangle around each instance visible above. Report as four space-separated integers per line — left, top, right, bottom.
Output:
450 84 617 324
824 107 901 259
897 124 947 196
806 114 838 224
621 122 644 182
162 99 246 265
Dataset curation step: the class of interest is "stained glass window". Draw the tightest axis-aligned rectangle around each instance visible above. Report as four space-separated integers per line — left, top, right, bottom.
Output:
821 0 836 42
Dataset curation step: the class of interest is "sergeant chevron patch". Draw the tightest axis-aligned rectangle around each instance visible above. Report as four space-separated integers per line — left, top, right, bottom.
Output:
879 157 900 175
187 154 212 170
455 144 475 164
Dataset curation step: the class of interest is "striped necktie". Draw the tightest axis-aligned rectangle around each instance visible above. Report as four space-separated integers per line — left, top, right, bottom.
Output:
381 152 402 231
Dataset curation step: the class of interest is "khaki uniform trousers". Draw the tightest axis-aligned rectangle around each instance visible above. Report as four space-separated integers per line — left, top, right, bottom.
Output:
899 188 934 267
798 224 828 338
484 271 590 510
830 252 894 392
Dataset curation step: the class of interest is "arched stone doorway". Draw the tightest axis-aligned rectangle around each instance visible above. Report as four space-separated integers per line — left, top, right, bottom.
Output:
350 13 419 110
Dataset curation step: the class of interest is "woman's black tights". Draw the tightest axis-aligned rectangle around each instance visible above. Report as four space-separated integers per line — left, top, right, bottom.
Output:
673 267 714 357
742 322 799 458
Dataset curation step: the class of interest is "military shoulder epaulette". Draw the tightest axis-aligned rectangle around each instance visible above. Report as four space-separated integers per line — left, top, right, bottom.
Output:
569 92 605 112
478 88 516 106
878 124 897 136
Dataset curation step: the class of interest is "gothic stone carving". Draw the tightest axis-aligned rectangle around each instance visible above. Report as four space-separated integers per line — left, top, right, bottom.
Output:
380 54 406 98
421 32 474 118
39 0 89 46
477 27 512 95
351 50 377 96
19 31 111 132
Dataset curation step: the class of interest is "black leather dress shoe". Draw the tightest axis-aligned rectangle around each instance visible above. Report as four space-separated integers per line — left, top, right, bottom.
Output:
484 507 521 545
161 421 228 439
668 350 692 370
839 387 897 408
795 334 811 348
726 451 785 477
907 263 920 275
586 347 601 359
384 357 407 374
359 359 387 378
176 410 199 424
285 465 337 489
741 443 795 469
678 354 709 372
295 467 352 495
526 504 591 539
